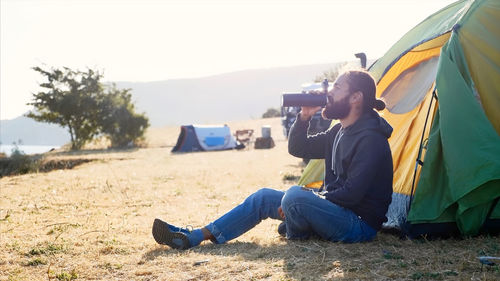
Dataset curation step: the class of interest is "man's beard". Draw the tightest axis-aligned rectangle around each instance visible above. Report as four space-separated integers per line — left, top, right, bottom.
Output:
322 95 351 120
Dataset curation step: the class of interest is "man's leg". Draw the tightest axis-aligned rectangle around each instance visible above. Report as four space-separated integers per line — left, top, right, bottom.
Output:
153 188 284 249
281 186 376 243
205 188 284 244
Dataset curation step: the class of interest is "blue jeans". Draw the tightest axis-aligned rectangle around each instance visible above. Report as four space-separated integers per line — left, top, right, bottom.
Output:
205 186 376 244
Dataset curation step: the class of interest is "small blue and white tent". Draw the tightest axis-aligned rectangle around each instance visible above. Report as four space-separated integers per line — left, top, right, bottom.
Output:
172 125 240 152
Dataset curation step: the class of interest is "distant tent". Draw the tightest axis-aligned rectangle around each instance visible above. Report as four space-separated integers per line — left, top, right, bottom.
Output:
172 125 240 152
298 0 500 237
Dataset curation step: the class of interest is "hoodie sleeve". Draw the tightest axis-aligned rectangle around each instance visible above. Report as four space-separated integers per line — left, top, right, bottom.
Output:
324 133 388 208
288 114 331 160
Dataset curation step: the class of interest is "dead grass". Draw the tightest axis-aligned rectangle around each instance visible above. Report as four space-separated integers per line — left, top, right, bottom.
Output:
1 117 499 280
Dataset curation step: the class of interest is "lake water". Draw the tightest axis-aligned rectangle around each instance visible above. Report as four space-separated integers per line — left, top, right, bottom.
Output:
0 144 60 156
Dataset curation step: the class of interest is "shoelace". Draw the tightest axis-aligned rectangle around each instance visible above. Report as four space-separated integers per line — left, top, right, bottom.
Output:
184 225 194 233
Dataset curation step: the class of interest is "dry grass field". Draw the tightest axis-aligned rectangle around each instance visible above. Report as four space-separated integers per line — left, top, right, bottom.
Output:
1 117 499 280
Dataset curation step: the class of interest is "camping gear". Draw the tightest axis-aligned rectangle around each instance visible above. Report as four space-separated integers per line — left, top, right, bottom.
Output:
255 125 275 149
355 52 367 69
297 0 500 237
254 137 275 149
172 125 239 152
261 125 272 139
234 129 254 148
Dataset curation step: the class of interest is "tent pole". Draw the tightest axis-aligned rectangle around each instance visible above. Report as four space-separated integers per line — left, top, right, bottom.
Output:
407 88 438 213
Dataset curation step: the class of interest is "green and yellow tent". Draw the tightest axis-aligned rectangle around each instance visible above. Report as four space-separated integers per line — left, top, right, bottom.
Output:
299 0 500 237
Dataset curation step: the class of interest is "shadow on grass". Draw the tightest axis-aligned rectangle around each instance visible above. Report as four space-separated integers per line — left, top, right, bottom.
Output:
142 233 500 280
142 237 370 280
50 147 140 157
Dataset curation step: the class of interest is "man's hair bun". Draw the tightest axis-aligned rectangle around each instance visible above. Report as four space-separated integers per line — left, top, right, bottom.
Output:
374 99 386 111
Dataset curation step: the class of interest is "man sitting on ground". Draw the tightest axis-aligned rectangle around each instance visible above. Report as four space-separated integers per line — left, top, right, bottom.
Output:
152 70 393 249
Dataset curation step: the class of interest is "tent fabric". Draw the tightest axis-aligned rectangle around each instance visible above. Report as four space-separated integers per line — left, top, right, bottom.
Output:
172 125 238 152
298 159 324 187
379 0 500 236
297 0 500 237
172 126 204 152
458 0 500 134
192 125 238 151
407 33 500 235
369 0 468 82
381 56 439 114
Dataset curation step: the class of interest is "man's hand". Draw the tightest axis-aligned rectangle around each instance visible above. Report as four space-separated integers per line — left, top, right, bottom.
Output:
278 206 285 219
299 90 323 121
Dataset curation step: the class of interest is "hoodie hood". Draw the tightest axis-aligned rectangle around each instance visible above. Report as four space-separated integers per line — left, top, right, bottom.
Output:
343 110 393 139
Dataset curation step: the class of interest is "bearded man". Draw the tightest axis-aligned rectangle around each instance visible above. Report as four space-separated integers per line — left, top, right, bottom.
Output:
152 70 394 249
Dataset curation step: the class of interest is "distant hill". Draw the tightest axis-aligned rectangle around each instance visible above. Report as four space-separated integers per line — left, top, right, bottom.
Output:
1 62 345 145
116 62 343 127
0 115 70 146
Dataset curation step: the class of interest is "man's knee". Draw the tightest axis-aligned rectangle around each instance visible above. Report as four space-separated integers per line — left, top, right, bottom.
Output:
252 187 277 198
246 188 282 205
281 186 308 210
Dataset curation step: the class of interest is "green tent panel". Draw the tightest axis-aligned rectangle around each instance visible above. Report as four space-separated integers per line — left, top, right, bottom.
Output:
408 36 500 235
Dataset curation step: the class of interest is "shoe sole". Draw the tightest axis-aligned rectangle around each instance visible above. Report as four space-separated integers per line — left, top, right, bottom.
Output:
152 218 190 250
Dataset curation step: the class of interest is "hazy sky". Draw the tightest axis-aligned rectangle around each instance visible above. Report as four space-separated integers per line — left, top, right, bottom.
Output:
1 0 456 120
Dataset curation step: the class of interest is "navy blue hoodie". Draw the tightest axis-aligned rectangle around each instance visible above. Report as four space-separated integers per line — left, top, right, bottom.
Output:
288 110 393 231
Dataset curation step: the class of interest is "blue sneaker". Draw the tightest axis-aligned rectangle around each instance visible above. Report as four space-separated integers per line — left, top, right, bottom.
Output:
152 218 191 250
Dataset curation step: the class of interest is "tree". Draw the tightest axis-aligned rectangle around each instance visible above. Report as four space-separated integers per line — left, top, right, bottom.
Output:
28 66 103 150
262 108 281 118
28 66 150 150
99 84 149 147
